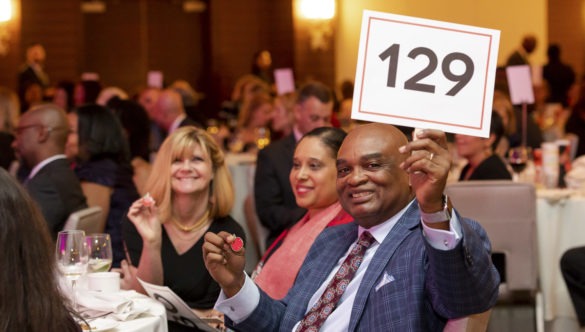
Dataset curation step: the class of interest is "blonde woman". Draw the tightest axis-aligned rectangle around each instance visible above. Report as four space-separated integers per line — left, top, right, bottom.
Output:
120 126 245 331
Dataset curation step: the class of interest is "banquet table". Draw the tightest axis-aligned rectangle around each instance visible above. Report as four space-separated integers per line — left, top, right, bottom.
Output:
537 188 585 322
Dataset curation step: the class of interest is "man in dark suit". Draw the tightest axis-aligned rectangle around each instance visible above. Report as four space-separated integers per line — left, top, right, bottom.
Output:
506 34 537 66
254 81 334 246
12 104 87 238
204 123 499 331
151 88 202 135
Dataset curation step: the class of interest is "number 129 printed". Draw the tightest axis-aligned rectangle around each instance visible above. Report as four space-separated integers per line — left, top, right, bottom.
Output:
352 10 500 137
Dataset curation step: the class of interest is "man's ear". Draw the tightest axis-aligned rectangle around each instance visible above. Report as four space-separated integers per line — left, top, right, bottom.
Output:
37 126 51 143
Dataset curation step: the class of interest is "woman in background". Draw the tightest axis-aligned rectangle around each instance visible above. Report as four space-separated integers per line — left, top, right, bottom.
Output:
456 112 512 181
120 126 245 331
67 104 139 267
0 168 79 332
0 87 19 171
252 127 352 299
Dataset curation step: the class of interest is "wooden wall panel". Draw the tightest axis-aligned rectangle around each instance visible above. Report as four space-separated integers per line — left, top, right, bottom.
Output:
547 0 583 80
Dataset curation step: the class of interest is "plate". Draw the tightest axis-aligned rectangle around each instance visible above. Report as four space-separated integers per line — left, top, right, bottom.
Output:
80 318 119 332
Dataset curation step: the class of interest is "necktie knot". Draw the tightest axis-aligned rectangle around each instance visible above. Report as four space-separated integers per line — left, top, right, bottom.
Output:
297 231 376 332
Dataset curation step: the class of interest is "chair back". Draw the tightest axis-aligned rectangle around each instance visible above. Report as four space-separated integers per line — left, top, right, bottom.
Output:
63 206 105 234
446 180 537 292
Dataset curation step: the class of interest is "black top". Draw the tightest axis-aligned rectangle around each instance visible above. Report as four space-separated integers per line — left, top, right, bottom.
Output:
459 154 513 181
123 215 245 309
0 132 15 170
75 158 139 267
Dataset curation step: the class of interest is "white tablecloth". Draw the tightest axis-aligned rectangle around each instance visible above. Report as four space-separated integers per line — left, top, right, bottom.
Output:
537 189 585 321
77 290 168 332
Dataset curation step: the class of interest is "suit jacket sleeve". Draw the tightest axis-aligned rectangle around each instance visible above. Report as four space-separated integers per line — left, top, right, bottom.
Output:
424 215 500 318
26 178 68 235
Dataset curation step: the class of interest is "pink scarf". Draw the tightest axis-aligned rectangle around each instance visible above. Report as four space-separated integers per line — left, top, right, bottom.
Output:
254 202 344 299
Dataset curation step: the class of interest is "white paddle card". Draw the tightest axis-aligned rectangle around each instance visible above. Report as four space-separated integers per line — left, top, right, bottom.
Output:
352 10 500 137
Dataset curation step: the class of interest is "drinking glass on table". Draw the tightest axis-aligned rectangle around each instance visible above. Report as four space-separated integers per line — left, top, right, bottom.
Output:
86 233 113 273
56 230 88 309
508 146 530 182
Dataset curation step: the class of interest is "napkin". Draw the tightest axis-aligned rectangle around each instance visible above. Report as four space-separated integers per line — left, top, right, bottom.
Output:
565 156 585 190
77 290 146 321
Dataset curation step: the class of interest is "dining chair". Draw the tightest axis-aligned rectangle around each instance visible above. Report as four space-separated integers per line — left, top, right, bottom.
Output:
445 180 543 332
62 206 105 234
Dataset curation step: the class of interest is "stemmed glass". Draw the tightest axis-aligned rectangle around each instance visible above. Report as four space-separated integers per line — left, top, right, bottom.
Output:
508 146 530 182
86 233 113 273
56 230 89 309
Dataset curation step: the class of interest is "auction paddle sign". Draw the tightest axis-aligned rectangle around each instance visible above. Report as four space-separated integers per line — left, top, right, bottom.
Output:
352 10 500 137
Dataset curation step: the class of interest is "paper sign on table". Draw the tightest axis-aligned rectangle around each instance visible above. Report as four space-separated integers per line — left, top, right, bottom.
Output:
147 71 164 89
352 10 500 137
137 278 218 332
506 65 535 105
274 68 295 95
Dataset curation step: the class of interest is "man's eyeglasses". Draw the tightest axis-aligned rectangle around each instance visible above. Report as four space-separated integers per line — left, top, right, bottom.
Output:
14 124 45 135
15 124 68 135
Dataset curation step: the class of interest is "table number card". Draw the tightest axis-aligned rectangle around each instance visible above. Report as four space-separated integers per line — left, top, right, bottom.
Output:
137 278 219 332
352 10 500 137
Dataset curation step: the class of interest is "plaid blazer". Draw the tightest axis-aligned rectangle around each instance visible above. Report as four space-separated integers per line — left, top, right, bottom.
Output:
231 201 500 332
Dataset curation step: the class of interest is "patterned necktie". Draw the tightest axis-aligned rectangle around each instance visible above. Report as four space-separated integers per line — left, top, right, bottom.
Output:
297 231 376 332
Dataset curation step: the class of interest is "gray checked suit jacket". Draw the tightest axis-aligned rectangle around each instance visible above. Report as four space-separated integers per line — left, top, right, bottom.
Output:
229 201 500 331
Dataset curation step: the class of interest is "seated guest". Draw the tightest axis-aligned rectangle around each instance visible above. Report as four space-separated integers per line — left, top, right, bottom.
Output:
0 167 79 332
152 89 202 137
66 104 139 267
254 81 334 247
231 92 273 152
120 126 245 332
456 112 512 181
270 92 295 141
203 124 499 331
252 127 352 299
108 98 152 196
12 103 87 238
561 246 585 328
492 90 517 158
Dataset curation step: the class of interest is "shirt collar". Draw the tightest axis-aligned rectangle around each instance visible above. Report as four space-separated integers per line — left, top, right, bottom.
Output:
358 199 415 245
28 154 67 180
169 113 187 134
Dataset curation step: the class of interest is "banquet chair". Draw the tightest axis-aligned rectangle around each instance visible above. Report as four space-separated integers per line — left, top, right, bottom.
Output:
62 206 105 234
445 180 543 332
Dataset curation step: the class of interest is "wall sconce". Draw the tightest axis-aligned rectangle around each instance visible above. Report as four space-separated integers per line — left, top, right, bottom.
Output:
0 0 13 56
297 0 336 51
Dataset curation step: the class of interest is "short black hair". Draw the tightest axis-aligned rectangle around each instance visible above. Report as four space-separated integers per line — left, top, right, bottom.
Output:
297 81 333 105
299 127 347 158
490 111 505 151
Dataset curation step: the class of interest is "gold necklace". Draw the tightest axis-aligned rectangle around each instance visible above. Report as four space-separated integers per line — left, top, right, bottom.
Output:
170 209 210 232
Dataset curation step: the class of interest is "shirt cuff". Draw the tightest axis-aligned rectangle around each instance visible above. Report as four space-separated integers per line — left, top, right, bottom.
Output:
214 274 260 323
421 212 462 250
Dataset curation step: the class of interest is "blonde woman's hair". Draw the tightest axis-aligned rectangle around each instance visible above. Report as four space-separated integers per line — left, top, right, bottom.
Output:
145 126 234 222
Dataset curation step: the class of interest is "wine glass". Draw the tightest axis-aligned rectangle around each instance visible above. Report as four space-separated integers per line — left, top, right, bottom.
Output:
56 230 88 309
86 233 113 273
508 146 529 182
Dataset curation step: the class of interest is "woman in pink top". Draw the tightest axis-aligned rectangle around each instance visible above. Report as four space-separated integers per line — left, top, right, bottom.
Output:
252 127 352 299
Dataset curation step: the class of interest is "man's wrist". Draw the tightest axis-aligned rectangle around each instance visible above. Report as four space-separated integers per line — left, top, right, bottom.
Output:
420 195 452 223
224 273 246 298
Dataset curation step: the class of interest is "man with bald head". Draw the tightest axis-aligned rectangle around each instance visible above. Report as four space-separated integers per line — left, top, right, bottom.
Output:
12 104 87 238
204 123 499 331
506 34 538 66
151 88 201 137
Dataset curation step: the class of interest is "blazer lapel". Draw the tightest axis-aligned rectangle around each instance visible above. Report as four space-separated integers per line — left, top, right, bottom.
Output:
288 223 358 324
348 202 421 331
